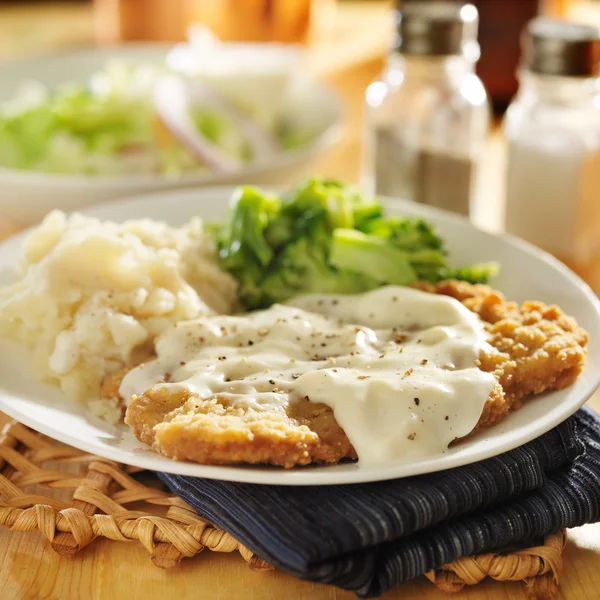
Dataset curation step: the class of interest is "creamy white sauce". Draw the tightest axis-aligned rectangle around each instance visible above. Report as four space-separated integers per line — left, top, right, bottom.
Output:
120 286 497 465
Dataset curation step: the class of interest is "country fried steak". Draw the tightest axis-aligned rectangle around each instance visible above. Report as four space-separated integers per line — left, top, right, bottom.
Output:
110 281 588 468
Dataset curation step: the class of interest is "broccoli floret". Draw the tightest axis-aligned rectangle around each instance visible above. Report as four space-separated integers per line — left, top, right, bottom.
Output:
216 186 281 306
284 178 383 232
353 202 384 230
329 229 417 285
258 236 377 308
283 178 354 231
351 216 448 281
218 185 280 270
431 262 500 285
362 216 444 251
214 179 499 310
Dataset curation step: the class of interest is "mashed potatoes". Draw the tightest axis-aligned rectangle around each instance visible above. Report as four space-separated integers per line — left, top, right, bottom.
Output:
0 211 237 422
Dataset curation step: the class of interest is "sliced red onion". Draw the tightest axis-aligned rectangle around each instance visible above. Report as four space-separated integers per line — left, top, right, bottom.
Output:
188 80 281 158
153 75 280 173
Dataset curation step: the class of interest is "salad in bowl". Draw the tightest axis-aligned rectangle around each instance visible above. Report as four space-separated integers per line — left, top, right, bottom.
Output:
0 41 341 224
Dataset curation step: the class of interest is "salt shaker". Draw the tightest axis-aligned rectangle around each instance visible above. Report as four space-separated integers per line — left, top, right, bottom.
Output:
504 18 600 263
363 2 490 217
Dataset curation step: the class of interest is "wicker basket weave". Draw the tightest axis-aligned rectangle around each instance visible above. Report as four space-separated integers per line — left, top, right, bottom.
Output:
0 419 565 598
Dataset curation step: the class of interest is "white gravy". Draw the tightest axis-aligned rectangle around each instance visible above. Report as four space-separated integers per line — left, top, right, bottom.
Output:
120 286 497 465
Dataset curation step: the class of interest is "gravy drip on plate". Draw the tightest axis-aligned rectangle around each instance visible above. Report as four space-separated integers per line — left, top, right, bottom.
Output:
120 286 497 465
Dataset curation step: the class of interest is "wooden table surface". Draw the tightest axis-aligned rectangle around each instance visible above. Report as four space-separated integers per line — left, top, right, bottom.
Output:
1 2 600 599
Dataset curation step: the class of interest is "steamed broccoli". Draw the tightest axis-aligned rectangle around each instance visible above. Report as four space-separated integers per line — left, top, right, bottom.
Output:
219 185 279 269
260 236 377 305
329 230 416 285
217 186 280 307
214 178 498 309
431 262 500 284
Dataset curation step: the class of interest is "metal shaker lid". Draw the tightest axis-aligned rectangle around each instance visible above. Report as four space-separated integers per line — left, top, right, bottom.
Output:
523 18 600 77
394 2 480 59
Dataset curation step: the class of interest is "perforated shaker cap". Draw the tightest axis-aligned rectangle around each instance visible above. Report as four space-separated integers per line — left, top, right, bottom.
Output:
524 17 600 77
394 1 480 60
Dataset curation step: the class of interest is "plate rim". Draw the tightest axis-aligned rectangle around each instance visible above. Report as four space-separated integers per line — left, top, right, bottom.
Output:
0 185 599 485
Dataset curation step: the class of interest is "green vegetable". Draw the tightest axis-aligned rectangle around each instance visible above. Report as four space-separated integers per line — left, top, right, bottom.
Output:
0 103 56 168
0 61 314 176
431 262 500 285
191 108 228 144
215 178 498 309
329 230 416 285
260 236 377 305
0 64 164 175
191 107 252 162
280 127 316 151
217 186 280 306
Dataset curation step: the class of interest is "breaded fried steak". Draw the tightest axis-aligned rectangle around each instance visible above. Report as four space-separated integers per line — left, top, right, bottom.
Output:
114 282 588 468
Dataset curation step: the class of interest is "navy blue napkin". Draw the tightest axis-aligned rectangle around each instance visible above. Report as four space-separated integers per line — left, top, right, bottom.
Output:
160 408 600 598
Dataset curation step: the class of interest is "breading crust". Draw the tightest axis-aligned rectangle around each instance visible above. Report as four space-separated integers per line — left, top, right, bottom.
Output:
121 281 588 468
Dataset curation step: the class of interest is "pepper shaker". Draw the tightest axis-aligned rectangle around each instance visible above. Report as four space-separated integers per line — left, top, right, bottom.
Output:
363 1 490 217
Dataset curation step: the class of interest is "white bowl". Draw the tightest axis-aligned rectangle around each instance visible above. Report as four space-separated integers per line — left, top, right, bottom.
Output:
0 44 343 226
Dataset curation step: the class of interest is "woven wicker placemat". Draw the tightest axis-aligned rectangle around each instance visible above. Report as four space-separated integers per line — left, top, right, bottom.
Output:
0 419 565 599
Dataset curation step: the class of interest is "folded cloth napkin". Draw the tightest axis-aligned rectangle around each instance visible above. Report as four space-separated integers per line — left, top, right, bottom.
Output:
160 407 600 598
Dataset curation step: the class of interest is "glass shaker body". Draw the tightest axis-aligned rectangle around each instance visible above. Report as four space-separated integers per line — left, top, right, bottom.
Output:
503 71 600 261
363 53 490 217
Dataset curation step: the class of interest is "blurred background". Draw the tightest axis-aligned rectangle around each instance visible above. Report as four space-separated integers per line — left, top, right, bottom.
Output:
2 1 598 108
3 1 599 101
2 0 600 287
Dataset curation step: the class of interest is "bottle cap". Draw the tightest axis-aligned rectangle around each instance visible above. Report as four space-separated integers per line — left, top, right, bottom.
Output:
394 1 480 60
524 18 600 77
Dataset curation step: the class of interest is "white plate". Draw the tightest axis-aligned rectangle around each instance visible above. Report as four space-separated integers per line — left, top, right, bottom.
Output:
1 188 599 485
0 45 342 225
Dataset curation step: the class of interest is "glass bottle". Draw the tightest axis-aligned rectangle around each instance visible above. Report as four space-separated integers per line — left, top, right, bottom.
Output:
363 2 490 217
503 19 600 265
